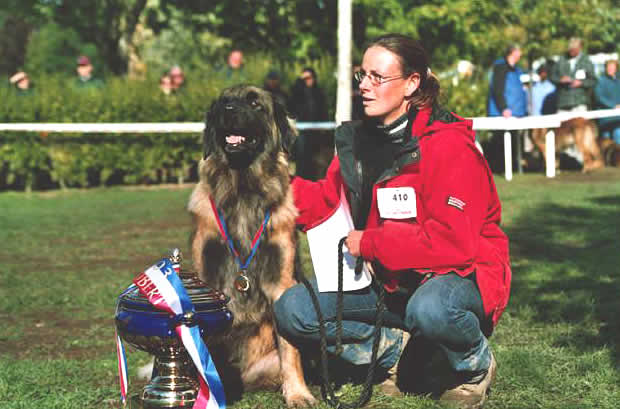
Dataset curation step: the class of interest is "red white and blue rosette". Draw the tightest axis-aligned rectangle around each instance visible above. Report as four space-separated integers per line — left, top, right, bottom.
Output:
115 259 226 409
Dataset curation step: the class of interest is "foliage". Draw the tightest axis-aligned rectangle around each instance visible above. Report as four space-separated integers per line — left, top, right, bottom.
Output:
0 15 32 76
0 57 342 192
358 0 619 70
25 22 98 76
2 0 619 77
0 56 490 192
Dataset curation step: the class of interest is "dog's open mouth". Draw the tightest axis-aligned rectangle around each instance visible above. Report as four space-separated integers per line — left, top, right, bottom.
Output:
224 133 256 153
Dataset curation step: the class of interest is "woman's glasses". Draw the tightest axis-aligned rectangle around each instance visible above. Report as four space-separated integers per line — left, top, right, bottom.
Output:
354 70 405 86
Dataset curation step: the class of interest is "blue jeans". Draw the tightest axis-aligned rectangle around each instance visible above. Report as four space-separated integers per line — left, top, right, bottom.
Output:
274 273 491 375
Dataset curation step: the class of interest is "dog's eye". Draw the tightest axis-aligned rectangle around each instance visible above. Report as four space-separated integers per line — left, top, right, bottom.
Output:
250 99 263 111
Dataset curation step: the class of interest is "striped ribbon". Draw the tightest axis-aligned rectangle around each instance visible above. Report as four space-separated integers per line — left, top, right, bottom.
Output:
209 196 271 272
115 259 226 409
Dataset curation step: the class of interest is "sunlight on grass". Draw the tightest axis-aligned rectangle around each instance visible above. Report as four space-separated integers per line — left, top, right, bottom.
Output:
1 170 620 408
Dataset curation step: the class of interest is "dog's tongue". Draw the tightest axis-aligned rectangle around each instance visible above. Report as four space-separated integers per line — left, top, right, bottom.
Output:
226 135 246 145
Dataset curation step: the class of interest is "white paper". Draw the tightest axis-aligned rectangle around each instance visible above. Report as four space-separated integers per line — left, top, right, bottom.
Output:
306 190 372 292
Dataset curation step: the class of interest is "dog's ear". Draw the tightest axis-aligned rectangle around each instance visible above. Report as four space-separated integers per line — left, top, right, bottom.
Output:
203 102 217 160
273 98 296 155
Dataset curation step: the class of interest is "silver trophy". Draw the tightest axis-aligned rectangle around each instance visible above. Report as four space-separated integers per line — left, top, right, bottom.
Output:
115 249 233 408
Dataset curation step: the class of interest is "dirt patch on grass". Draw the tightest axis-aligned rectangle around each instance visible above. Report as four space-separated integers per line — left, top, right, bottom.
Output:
0 311 113 360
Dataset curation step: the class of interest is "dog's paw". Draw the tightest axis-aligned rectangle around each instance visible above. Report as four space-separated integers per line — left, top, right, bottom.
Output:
283 384 317 407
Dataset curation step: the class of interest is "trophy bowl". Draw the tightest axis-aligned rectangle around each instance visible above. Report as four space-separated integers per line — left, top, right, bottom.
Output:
115 250 233 408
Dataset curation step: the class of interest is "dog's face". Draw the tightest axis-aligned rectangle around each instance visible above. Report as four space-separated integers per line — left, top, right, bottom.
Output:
203 85 295 169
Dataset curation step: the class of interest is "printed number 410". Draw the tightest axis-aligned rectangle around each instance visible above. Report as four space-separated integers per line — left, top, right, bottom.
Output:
393 193 408 201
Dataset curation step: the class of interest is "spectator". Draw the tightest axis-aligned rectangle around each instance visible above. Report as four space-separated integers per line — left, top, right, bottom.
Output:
263 70 288 106
288 67 329 180
9 71 33 96
224 49 246 80
75 55 104 89
594 59 620 144
486 44 527 173
159 72 173 95
529 63 557 116
169 65 186 93
487 44 527 118
549 37 595 112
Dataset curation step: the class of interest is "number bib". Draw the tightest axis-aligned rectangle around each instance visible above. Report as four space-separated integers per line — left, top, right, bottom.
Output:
377 187 417 219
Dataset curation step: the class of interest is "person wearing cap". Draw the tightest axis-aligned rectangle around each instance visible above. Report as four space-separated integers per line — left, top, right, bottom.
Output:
9 71 33 96
75 55 104 89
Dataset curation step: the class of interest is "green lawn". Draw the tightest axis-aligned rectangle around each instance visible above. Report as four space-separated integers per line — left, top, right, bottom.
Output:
2 169 620 409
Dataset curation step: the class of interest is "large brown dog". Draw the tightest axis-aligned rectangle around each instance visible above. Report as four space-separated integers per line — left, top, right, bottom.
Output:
188 85 315 406
530 117 604 172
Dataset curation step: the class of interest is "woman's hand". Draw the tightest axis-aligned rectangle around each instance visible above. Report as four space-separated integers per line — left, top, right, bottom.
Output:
345 230 364 257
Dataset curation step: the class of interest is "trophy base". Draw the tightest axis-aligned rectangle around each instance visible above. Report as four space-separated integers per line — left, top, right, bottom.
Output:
128 394 194 409
126 352 200 408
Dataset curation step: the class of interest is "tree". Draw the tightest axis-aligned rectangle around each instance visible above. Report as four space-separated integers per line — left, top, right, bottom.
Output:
0 16 32 76
51 0 148 74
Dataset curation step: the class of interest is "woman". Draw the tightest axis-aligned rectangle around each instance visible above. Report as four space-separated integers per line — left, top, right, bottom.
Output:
287 67 329 180
274 33 511 408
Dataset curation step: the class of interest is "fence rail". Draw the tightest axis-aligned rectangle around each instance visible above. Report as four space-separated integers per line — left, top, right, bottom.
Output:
1 108 619 181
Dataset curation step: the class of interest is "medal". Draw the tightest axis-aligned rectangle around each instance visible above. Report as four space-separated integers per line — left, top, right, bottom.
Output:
211 197 271 296
234 271 250 293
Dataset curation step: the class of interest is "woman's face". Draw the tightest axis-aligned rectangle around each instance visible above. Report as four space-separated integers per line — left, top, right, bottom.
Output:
359 46 419 125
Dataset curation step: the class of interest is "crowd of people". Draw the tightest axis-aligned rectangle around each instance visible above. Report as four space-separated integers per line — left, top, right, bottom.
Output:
7 38 619 175
486 37 620 172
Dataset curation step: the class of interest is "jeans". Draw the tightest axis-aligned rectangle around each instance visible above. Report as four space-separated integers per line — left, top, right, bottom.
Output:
274 273 491 375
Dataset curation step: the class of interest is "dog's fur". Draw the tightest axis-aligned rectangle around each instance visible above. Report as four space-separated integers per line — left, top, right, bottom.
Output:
187 85 315 407
530 117 605 172
600 138 620 167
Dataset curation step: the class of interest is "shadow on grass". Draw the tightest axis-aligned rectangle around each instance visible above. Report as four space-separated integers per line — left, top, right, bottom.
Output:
505 194 620 362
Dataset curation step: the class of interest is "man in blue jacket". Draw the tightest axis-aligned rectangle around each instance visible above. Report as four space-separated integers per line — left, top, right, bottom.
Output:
486 45 527 173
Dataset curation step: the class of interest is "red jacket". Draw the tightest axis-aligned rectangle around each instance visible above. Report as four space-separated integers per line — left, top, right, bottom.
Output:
292 106 511 327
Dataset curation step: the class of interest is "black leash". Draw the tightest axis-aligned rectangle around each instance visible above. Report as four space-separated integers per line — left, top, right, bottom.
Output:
300 237 386 409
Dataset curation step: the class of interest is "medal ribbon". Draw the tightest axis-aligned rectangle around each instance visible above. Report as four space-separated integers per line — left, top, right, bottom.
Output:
209 196 271 272
116 259 226 409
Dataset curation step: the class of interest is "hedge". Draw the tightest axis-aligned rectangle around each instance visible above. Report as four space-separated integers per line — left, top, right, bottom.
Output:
0 68 487 192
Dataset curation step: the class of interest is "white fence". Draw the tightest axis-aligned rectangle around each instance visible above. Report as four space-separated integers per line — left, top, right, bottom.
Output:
1 108 619 181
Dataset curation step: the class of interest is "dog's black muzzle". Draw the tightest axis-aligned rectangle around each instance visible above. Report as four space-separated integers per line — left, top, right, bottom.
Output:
212 101 269 169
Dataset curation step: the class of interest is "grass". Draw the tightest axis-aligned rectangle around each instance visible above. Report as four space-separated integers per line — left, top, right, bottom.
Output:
1 169 620 409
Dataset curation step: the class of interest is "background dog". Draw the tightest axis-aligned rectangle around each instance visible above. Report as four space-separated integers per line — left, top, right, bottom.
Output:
187 85 315 407
530 117 605 172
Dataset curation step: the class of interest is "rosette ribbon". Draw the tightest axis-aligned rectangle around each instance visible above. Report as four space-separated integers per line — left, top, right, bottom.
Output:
115 259 226 409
